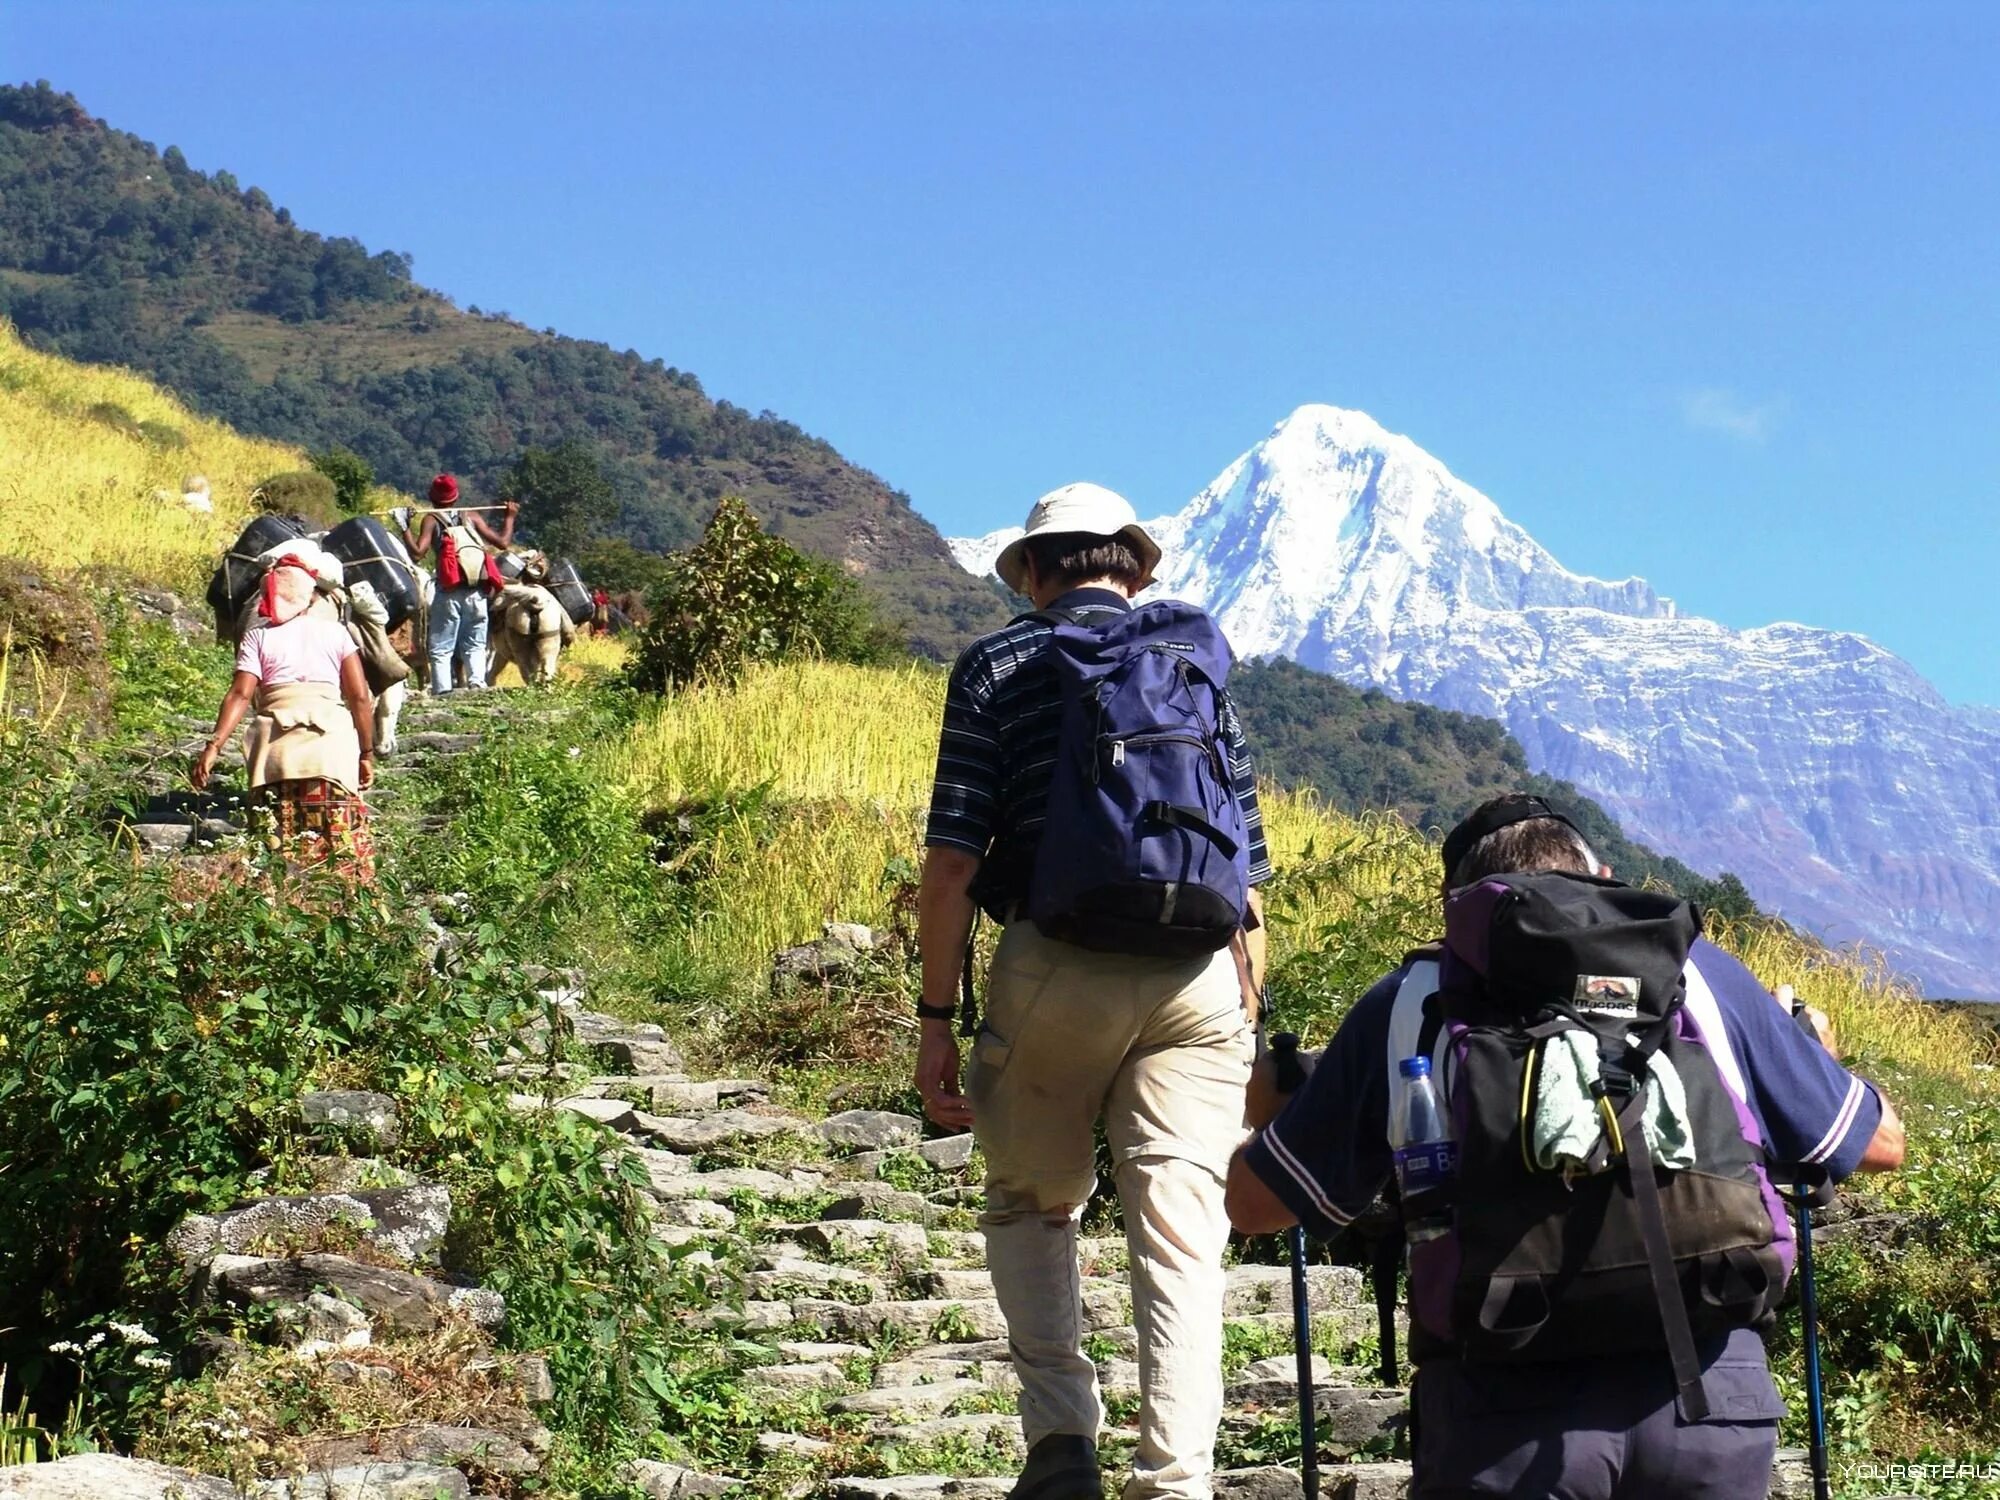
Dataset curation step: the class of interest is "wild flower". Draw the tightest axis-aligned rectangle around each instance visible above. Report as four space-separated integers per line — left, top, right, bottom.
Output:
108 1320 158 1346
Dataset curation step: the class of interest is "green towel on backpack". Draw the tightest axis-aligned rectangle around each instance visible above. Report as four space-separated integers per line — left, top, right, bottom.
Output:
1531 1031 1696 1173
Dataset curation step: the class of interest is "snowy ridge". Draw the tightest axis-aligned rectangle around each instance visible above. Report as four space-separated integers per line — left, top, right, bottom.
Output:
951 405 2000 997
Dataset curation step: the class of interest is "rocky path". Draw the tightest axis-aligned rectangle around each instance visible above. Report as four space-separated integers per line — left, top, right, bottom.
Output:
14 690 1826 1500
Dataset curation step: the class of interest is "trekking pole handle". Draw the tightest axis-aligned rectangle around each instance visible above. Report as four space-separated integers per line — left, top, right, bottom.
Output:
1785 1002 1838 1210
1270 1031 1310 1095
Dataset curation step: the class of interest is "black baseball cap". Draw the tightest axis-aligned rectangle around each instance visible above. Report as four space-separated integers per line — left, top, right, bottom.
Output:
1441 794 1583 881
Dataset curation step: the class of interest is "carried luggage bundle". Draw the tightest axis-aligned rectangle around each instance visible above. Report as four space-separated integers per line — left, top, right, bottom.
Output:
320 516 424 631
206 516 308 640
1395 870 1792 1420
544 558 594 627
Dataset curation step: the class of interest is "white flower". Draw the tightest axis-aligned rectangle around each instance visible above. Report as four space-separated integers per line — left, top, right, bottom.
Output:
132 1351 172 1371
83 1332 107 1350
109 1320 158 1346
567 746 581 757
46 1340 81 1356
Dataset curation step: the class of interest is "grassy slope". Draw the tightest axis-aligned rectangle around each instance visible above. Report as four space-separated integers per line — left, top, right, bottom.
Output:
0 319 277 597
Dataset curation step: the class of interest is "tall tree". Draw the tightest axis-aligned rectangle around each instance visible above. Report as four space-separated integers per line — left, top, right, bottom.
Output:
505 440 617 558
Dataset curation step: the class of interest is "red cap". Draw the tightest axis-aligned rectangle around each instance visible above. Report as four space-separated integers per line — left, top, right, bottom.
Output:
429 474 459 505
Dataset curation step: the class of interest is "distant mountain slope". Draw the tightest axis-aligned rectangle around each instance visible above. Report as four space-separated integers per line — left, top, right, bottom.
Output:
1230 658 1756 916
0 81 1008 656
957 404 2000 996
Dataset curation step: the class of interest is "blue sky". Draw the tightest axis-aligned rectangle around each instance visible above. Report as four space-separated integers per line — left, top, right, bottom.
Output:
12 2 2000 700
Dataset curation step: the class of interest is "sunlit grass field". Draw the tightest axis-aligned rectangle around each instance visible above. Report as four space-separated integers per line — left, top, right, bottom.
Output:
0 321 307 596
603 658 1991 1085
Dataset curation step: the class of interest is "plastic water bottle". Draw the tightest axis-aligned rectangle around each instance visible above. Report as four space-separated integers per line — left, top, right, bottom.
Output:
1390 1056 1457 1244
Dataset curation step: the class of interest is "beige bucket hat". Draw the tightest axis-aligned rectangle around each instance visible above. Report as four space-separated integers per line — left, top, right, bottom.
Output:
994 482 1163 595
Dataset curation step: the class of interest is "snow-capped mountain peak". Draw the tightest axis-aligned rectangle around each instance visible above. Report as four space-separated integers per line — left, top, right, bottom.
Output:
949 406 2000 998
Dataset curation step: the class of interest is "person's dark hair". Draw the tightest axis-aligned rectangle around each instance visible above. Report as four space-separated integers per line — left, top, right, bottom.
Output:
1021 531 1145 591
1447 795 1598 888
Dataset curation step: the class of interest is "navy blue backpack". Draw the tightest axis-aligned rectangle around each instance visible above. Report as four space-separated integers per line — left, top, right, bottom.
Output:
1028 600 1253 958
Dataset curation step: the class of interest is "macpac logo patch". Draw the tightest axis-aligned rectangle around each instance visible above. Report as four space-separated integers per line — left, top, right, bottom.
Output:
1575 974 1642 1019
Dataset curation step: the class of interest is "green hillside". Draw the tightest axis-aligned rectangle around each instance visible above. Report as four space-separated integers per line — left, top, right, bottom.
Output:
0 81 1009 657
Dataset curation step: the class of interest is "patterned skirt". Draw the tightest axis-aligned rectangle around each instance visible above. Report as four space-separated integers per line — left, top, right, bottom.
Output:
250 778 376 880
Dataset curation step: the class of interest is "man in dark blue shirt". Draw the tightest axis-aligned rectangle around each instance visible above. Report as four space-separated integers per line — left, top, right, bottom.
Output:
1226 796 1906 1500
919 483 1272 1500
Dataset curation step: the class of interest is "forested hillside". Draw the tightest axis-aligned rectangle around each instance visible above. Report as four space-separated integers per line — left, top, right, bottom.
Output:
1230 658 1757 914
0 81 1008 656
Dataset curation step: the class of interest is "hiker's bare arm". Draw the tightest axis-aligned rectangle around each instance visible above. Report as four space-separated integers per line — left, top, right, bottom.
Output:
1857 1093 1906 1172
471 501 520 549
1244 887 1267 998
192 670 259 789
915 845 981 1130
1225 1141 1297 1235
340 654 376 788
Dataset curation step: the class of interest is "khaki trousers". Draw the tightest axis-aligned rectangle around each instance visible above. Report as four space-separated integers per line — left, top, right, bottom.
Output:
969 922 1254 1500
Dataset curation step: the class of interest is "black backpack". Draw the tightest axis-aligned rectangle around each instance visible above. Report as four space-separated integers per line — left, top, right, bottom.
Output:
1392 871 1793 1419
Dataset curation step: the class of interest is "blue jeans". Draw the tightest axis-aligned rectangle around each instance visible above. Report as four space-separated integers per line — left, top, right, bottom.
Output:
427 585 488 692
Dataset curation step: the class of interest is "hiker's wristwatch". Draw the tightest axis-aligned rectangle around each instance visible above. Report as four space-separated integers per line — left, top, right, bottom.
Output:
915 1001 956 1022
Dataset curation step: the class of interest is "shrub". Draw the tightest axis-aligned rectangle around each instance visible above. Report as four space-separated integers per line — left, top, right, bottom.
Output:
249 470 340 528
136 420 185 451
307 446 374 515
629 497 903 692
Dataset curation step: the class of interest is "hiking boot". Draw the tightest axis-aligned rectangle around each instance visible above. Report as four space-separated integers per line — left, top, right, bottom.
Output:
1009 1434 1100 1500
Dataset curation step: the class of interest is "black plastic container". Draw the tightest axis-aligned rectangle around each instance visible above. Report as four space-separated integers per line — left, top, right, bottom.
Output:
546 558 594 626
322 515 424 631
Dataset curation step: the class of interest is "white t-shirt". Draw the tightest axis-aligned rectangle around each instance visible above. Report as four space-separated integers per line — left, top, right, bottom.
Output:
235 616 358 688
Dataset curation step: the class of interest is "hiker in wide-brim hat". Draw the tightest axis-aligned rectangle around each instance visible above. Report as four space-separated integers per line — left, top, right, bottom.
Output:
917 481 1270 1500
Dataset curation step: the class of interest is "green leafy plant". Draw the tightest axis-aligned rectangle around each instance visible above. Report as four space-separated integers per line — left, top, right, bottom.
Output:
308 445 375 515
628 497 903 693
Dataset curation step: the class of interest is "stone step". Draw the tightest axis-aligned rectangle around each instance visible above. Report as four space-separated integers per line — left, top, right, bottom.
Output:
782 1219 931 1264
877 1412 1022 1458
1223 1264 1365 1317
169 1183 451 1267
829 1378 987 1419
792 1297 1008 1343
827 1480 1011 1500
745 1360 851 1393
874 1357 1017 1391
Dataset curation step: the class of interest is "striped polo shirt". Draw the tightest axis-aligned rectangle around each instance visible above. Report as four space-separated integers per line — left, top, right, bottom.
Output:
924 587 1272 914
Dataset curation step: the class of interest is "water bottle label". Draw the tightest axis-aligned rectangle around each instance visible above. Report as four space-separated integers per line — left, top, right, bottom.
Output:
1393 1140 1459 1193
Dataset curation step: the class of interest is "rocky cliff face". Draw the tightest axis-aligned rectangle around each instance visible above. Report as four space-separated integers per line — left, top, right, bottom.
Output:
953 405 2000 997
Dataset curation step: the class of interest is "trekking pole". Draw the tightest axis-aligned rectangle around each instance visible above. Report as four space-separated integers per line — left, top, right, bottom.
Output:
1269 1031 1318 1500
1788 1000 1835 1500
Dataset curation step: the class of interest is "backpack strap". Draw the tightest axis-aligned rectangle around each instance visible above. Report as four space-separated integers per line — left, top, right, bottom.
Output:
1608 1082 1713 1421
1142 802 1240 860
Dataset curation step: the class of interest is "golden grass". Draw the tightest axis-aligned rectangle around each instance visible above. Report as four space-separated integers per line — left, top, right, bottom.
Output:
602 658 1990 1090
557 631 630 683
611 659 944 808
0 321 320 597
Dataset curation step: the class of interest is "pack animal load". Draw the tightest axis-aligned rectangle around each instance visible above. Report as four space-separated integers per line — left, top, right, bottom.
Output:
206 516 308 640
320 516 423 631
543 558 594 627
1028 599 1251 958
1393 870 1792 1420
